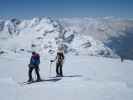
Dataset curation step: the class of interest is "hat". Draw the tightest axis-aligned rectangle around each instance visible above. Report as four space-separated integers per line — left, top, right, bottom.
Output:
32 51 36 55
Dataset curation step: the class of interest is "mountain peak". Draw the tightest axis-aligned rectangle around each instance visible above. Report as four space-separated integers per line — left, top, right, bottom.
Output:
0 17 133 59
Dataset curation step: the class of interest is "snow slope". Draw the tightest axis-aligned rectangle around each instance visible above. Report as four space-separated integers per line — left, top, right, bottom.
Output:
0 53 133 100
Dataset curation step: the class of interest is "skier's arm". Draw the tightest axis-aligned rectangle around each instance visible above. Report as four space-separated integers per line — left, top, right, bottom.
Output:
29 57 33 67
50 56 57 62
29 57 32 65
62 53 64 60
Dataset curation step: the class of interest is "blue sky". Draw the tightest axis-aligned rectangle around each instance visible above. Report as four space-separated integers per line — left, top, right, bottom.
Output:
0 0 133 18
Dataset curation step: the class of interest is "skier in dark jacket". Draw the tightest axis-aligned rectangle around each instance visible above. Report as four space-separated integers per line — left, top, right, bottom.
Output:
51 48 64 77
28 52 41 82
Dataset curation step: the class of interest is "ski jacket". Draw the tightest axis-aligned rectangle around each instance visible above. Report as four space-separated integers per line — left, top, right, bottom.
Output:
30 53 40 66
56 52 64 63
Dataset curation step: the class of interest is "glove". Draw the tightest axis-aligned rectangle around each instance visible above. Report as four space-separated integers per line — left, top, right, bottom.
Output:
28 64 35 68
50 60 54 62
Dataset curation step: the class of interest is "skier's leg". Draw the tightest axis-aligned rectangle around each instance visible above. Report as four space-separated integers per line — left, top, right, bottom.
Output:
59 63 63 76
56 63 60 75
28 67 33 82
35 66 41 81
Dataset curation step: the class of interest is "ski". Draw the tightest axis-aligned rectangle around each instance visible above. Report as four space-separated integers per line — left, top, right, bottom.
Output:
18 78 62 86
18 80 43 86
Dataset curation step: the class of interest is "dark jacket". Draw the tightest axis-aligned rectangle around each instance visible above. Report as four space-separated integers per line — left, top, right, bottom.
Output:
56 52 64 63
30 53 40 66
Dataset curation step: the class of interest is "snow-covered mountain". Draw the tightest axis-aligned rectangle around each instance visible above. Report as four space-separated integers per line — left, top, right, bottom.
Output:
0 17 133 59
1 17 133 100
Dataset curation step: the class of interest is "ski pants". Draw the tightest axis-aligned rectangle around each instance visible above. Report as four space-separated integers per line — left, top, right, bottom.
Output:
56 62 63 76
28 65 41 81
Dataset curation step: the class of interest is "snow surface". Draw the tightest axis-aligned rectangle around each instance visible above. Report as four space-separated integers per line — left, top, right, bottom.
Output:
0 53 133 100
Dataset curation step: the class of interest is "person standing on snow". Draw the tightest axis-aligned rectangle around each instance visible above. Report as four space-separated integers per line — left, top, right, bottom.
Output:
28 51 41 82
51 47 65 77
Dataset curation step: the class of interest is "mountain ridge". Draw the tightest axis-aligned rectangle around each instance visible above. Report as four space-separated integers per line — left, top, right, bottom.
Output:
0 17 133 59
